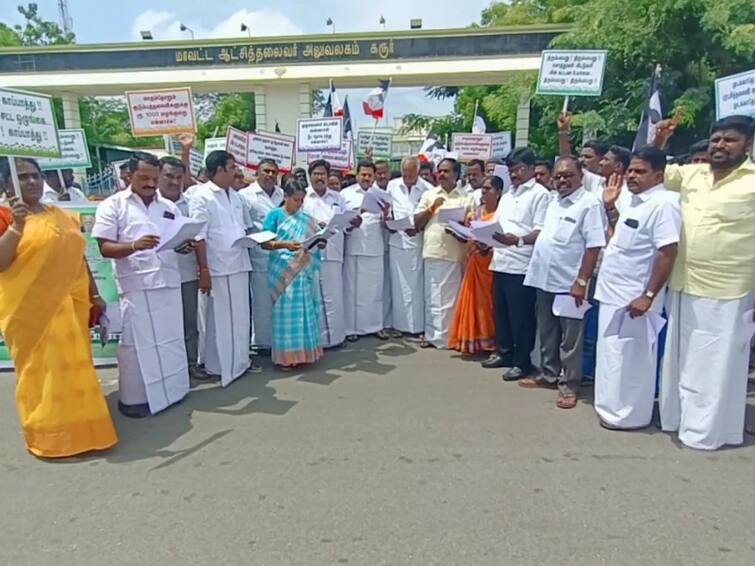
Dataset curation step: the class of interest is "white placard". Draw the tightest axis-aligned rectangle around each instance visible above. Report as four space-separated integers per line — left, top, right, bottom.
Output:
451 133 493 161
297 117 343 152
490 131 512 160
163 135 204 176
38 128 91 170
307 139 354 170
247 130 296 173
225 127 248 166
203 137 226 158
0 88 60 158
536 50 608 96
357 129 393 158
126 87 197 137
715 69 755 119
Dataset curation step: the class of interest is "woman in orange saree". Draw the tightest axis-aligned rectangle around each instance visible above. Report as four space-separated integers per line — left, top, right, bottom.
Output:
448 175 504 354
0 158 117 458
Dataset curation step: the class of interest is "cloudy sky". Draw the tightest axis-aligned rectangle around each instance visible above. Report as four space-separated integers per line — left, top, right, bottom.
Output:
3 0 495 127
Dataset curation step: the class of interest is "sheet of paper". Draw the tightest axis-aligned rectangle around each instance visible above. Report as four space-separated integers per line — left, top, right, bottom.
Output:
604 307 624 337
604 309 667 354
328 209 359 230
493 164 512 190
552 294 593 320
232 231 276 248
471 219 505 248
437 207 466 224
361 191 388 214
385 216 414 231
301 228 337 250
155 217 206 252
446 220 473 241
367 186 393 205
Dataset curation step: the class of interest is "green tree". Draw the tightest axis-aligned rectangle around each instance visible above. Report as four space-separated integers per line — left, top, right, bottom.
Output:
14 3 75 45
197 93 255 143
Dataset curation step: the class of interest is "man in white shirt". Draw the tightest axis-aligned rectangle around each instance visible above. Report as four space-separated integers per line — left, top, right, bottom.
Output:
484 148 550 381
303 159 351 348
189 150 254 386
594 147 681 430
520 156 606 409
92 152 191 418
375 159 396 337
41 169 88 204
238 159 284 352
341 160 389 341
463 159 486 206
387 156 429 336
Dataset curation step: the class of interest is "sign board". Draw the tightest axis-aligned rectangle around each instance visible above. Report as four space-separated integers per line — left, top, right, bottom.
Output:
307 139 354 171
38 128 91 170
126 87 197 137
714 69 755 119
490 132 512 160
164 135 203 176
357 129 393 158
0 88 60 158
451 133 493 161
247 130 296 172
225 127 248 166
203 136 227 158
536 50 608 96
297 117 342 152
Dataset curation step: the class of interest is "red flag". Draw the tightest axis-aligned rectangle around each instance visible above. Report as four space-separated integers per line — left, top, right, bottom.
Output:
363 79 391 119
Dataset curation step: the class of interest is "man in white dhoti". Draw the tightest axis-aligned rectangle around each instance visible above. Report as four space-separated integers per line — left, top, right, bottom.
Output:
239 159 284 352
341 160 390 341
303 159 350 348
653 114 755 450
520 156 606 409
374 159 397 337
157 156 207 381
387 157 429 336
189 150 254 386
93 152 191 418
413 158 475 348
594 147 681 429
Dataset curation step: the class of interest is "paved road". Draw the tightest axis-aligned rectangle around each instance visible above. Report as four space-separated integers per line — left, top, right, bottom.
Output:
1 338 754 566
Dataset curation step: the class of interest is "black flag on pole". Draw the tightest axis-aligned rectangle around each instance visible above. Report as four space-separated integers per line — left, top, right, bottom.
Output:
633 65 664 150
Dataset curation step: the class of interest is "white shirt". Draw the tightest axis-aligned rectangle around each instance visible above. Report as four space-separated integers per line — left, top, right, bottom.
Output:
490 178 550 274
302 186 346 263
582 170 605 199
159 190 198 284
524 187 606 294
595 184 681 307
92 188 182 294
386 177 429 250
188 181 251 277
463 183 483 207
341 183 385 257
238 182 284 272
41 181 88 204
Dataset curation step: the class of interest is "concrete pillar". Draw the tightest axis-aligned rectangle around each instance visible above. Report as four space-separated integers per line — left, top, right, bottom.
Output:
251 85 267 132
515 97 530 148
259 82 311 136
60 93 81 129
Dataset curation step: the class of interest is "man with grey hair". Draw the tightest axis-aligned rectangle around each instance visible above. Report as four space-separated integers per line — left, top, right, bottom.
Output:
386 156 431 336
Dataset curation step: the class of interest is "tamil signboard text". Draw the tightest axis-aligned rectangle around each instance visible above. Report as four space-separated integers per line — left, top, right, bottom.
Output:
297 117 342 152
715 69 755 119
357 130 393 158
451 133 493 161
126 87 197 137
38 128 91 170
247 131 296 172
537 50 608 97
0 87 60 158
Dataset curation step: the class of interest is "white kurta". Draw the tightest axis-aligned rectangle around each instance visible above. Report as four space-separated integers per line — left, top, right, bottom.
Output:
660 289 755 450
423 259 463 348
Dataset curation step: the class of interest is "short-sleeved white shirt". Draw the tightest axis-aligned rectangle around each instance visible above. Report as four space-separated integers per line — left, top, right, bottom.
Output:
595 184 681 307
188 181 251 277
159 190 198 284
489 178 550 275
41 182 88 204
386 177 430 250
92 188 181 294
302 186 347 263
341 183 385 257
524 187 606 294
238 182 284 272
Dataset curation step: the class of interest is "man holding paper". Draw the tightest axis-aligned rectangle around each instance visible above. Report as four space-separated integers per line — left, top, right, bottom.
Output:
375 159 397 337
593 147 681 430
341 160 389 341
387 157 430 336
414 158 475 348
92 152 191 418
239 159 284 352
521 156 606 410
303 160 350 348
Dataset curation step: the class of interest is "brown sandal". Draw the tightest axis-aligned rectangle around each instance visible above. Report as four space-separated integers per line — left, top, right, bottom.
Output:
556 393 578 410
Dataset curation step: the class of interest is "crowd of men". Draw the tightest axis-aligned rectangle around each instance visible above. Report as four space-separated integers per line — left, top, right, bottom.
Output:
35 112 755 452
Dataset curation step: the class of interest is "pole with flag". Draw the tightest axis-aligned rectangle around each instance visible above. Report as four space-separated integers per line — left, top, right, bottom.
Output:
472 99 488 134
633 64 664 150
363 79 391 150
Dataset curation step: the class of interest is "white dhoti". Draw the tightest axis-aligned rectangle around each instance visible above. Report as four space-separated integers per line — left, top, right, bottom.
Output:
317 260 346 348
118 287 189 414
660 289 755 450
382 251 392 329
201 272 251 387
390 246 424 334
250 269 272 348
343 254 384 336
594 302 658 429
423 259 463 349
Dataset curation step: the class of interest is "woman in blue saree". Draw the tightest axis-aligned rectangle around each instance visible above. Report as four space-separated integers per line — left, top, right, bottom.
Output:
262 178 325 369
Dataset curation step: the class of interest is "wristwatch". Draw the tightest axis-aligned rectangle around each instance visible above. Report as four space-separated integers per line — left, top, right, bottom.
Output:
516 237 524 248
576 278 588 287
644 290 655 299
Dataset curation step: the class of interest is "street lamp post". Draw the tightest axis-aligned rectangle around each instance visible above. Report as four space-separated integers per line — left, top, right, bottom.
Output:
179 24 194 40
240 23 251 38
326 18 335 34
379 16 386 29
139 30 153 40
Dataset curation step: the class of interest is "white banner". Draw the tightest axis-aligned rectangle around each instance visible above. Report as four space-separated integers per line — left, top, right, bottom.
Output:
451 133 493 161
225 127 248 166
536 50 608 97
38 128 91 170
307 139 354 171
490 131 512 160
126 87 197 137
203 137 227 158
297 117 343 152
247 131 296 172
357 130 393 158
715 69 755 119
0 88 60 158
